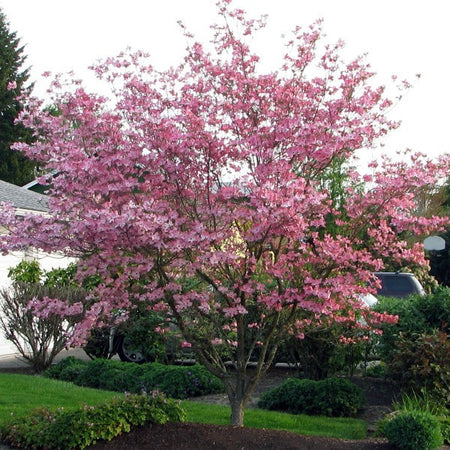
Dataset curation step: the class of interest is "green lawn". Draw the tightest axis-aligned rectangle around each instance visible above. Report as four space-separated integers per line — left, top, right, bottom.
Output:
0 373 367 441
0 373 121 420
182 401 366 440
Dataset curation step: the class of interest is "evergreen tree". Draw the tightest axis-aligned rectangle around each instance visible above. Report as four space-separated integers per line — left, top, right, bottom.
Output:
0 8 37 185
429 179 450 286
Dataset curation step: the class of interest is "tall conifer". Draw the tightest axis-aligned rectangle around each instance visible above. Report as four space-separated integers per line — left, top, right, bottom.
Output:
0 8 36 185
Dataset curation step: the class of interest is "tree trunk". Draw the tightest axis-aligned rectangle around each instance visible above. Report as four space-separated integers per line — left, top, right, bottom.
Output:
229 397 246 427
224 371 254 427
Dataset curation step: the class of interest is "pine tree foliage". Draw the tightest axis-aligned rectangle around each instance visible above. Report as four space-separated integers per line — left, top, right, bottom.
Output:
0 8 36 185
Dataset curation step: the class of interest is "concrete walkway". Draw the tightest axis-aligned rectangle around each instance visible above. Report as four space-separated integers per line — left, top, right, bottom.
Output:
0 348 90 370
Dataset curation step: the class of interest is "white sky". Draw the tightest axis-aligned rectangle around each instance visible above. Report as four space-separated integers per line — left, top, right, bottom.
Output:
1 0 449 161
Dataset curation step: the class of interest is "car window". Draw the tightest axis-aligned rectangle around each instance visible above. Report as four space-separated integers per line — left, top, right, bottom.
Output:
375 274 422 297
380 276 413 294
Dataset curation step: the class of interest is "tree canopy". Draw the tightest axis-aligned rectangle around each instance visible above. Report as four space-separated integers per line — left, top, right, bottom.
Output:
428 179 450 286
1 1 449 425
0 8 37 185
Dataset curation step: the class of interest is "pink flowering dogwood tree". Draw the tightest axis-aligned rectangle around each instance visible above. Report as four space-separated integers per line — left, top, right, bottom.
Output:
1 0 449 425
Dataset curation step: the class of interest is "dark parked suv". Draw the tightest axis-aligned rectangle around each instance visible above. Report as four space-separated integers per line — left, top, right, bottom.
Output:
374 272 425 298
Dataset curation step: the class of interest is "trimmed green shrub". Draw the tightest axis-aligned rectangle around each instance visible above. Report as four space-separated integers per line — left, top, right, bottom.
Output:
378 390 449 446
382 410 443 450
140 363 223 398
258 377 364 417
45 357 224 399
0 392 186 449
44 356 88 382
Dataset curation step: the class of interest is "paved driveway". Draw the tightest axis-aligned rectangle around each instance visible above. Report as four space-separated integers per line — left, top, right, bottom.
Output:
0 347 90 370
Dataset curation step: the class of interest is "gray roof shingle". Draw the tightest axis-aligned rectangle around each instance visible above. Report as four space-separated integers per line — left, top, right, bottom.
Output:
0 179 49 213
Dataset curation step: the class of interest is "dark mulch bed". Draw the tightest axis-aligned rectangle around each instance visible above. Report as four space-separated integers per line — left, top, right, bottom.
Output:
88 422 395 449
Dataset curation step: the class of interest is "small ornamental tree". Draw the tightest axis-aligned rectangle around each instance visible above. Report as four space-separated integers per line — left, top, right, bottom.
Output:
0 261 86 372
0 1 449 425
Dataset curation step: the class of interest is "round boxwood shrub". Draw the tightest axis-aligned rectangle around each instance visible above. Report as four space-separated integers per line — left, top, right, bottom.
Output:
382 410 443 450
258 377 364 417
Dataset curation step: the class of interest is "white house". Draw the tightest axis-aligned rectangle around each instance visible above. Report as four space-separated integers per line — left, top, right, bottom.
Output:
0 179 73 355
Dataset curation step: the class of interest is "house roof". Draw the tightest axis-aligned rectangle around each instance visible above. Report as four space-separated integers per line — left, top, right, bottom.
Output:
0 179 49 213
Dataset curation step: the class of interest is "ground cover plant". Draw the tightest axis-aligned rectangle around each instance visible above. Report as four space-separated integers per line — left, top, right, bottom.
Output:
44 357 224 399
0 392 186 449
1 0 449 426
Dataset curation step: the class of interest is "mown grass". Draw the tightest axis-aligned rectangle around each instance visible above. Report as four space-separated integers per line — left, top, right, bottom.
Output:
0 373 121 420
182 401 367 440
0 373 367 441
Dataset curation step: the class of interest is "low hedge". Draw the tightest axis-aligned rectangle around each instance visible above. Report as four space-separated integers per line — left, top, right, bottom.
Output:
0 392 186 449
258 377 364 417
44 357 224 399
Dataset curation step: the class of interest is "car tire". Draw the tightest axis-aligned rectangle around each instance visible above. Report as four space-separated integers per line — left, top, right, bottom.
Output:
116 335 147 363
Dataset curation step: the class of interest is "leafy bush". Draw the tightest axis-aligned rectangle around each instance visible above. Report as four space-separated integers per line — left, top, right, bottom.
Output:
45 357 224 399
82 326 112 359
381 410 443 450
389 331 450 406
373 287 450 362
142 364 224 398
276 322 374 380
7 259 42 283
365 361 388 378
258 377 364 417
372 288 450 405
0 392 186 449
439 416 450 445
